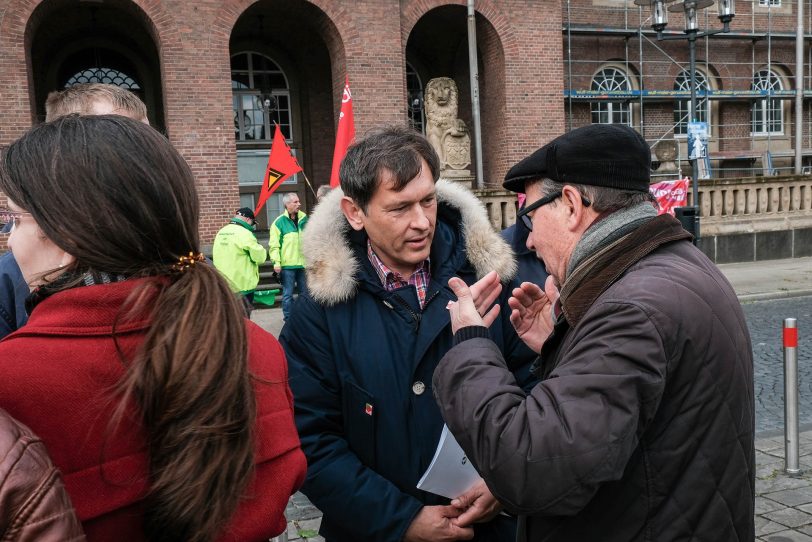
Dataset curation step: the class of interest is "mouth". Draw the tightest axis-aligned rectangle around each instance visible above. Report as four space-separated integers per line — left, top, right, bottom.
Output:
406 237 428 249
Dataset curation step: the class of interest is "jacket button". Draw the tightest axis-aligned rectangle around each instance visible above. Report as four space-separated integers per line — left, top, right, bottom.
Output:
412 381 426 395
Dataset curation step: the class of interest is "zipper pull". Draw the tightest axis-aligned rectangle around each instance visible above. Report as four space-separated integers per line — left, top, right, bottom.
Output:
383 299 394 309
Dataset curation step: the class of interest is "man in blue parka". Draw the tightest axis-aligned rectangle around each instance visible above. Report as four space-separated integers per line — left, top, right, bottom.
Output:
280 127 535 542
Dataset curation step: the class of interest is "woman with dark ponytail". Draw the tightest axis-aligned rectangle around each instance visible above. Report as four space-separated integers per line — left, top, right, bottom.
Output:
0 115 306 541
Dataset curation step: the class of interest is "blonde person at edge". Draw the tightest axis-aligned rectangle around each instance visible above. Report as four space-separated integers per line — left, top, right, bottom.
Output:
269 192 307 321
0 115 306 541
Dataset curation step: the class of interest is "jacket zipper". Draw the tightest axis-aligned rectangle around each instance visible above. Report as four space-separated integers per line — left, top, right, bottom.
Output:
388 294 422 332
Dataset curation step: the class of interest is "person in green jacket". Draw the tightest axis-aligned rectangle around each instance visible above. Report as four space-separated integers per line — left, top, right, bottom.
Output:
213 207 267 309
269 193 308 320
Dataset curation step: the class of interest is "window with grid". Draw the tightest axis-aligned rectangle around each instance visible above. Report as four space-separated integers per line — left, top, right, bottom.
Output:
590 67 632 125
406 63 425 134
751 70 783 135
231 52 292 142
758 0 781 7
673 70 710 135
65 68 141 90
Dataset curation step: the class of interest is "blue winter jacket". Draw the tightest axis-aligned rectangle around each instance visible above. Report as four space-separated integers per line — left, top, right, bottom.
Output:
280 182 536 541
0 253 28 339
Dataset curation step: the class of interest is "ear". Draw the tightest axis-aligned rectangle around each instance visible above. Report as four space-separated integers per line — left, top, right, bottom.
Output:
340 196 366 232
561 185 594 233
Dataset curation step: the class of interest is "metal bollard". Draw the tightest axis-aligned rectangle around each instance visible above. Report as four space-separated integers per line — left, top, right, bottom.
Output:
784 318 800 475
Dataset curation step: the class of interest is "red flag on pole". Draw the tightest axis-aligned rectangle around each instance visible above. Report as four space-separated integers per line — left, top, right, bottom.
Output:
255 124 303 216
329 77 355 188
649 177 689 216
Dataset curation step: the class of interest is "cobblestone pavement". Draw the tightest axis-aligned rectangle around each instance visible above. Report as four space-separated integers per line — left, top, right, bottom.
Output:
745 295 812 434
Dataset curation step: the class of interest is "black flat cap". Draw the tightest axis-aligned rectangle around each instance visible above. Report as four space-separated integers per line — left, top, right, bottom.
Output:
503 124 651 193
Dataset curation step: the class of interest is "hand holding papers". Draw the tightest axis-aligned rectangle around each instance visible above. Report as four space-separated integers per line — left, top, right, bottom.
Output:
417 425 480 499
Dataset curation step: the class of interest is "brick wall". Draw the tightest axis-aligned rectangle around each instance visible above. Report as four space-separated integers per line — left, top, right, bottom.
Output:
1 0 566 247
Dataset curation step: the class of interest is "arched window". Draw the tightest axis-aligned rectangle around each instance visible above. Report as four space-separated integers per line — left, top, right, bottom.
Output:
406 63 425 134
751 69 783 135
231 52 291 142
674 70 710 135
65 67 141 90
590 67 631 125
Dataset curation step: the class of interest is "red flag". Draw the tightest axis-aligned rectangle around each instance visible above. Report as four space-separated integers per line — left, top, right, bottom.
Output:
649 178 689 216
329 77 355 188
255 124 303 216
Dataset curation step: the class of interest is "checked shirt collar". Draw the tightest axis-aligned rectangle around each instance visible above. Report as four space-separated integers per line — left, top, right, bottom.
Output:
367 240 431 310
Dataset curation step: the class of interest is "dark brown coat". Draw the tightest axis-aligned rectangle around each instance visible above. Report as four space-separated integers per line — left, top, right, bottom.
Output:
0 409 85 542
433 219 755 541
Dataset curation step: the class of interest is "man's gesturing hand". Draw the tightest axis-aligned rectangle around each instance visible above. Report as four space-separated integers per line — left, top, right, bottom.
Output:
451 479 503 527
508 275 559 353
446 271 502 335
403 505 475 542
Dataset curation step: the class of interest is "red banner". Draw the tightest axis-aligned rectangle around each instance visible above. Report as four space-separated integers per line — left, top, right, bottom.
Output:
329 77 355 188
649 178 689 216
255 124 303 216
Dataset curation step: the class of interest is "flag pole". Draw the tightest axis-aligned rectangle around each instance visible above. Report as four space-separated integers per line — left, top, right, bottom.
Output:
300 170 318 199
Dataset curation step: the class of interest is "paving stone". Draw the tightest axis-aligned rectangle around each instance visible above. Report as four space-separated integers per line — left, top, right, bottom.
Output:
759 463 787 479
759 475 812 495
759 516 794 536
765 487 812 507
765 530 812 541
763 507 812 529
759 496 790 514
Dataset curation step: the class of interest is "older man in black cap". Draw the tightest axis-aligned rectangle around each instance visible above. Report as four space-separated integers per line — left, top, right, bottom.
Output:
432 124 755 541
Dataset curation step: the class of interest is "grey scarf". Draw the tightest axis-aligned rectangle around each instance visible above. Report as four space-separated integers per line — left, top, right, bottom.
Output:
566 201 658 279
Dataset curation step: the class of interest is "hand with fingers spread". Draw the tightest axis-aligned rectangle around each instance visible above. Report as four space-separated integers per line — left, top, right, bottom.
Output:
446 271 503 334
403 505 475 542
508 275 560 352
450 479 503 528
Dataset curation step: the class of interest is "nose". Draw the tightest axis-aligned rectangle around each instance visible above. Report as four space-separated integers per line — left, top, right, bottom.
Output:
526 232 535 251
411 205 431 231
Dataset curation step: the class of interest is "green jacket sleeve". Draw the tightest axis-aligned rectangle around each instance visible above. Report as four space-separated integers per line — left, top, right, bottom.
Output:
238 229 267 264
268 219 282 264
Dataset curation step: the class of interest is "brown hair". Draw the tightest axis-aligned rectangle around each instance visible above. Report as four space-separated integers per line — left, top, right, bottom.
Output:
0 115 253 542
45 83 148 123
339 125 440 211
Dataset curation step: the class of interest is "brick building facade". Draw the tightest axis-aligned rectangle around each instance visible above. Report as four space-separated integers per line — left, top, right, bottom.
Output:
563 0 811 179
0 0 565 243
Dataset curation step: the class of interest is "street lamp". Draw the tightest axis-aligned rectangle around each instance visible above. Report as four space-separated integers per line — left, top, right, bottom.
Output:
635 0 735 245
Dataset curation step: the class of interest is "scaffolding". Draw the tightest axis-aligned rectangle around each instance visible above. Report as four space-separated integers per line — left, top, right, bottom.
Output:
563 0 812 178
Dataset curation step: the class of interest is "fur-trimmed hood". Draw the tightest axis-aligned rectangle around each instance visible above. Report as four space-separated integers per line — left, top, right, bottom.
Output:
303 179 517 306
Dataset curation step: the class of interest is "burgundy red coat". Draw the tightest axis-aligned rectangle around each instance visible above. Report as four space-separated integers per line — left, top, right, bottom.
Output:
0 279 306 541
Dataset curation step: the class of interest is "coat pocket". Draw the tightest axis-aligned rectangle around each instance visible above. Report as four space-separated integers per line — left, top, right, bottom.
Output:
341 381 376 468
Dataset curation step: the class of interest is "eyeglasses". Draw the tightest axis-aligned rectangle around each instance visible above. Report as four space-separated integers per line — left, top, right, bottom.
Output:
0 208 31 234
516 191 592 231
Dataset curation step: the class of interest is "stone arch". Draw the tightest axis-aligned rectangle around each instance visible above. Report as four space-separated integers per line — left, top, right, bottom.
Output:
404 1 508 187
213 0 353 117
0 0 175 134
217 0 354 218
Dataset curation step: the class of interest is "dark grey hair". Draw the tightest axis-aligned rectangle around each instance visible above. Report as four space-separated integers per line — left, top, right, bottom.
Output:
534 178 657 213
339 126 440 212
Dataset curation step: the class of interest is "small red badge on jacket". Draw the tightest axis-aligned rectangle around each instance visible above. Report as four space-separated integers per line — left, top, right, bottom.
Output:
365 403 373 416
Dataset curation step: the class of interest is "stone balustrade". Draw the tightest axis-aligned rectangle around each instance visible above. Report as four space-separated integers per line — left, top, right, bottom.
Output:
695 175 812 236
474 175 812 263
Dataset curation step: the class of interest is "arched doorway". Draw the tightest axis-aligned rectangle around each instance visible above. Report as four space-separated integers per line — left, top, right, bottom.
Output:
230 1 341 228
27 0 163 129
405 4 506 187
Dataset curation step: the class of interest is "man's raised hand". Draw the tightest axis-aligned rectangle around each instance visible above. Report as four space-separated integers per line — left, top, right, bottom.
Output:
507 275 559 352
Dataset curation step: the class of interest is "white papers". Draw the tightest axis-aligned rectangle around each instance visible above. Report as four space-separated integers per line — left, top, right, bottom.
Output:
417 425 480 499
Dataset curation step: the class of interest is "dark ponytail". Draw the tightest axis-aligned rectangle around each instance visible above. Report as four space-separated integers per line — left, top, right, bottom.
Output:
0 115 256 541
